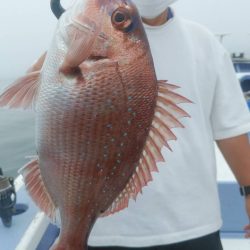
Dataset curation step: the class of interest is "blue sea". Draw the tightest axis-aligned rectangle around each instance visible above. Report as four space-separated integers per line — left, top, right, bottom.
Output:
0 81 36 178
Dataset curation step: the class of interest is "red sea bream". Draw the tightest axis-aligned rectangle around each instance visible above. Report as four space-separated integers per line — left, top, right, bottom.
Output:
0 0 191 249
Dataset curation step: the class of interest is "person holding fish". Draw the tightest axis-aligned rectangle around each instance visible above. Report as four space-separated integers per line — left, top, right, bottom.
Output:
0 0 250 249
87 1 250 250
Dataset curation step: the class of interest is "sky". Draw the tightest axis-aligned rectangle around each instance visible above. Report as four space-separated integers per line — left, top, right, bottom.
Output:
0 0 250 80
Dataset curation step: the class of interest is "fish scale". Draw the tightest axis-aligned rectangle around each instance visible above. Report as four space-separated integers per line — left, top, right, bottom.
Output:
40 63 137 212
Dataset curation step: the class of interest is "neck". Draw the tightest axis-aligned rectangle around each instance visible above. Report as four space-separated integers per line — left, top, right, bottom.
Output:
141 9 168 26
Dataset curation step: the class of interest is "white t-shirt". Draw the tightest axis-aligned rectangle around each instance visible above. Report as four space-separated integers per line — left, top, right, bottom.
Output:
88 12 250 247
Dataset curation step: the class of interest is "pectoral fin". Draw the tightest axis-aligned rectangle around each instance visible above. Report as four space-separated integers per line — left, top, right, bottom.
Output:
26 52 47 73
0 71 40 109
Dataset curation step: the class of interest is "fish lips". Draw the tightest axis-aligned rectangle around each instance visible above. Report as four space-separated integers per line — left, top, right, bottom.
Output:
59 16 109 78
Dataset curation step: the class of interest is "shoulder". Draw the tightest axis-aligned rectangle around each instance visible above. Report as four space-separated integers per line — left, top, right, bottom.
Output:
177 17 228 56
180 18 214 38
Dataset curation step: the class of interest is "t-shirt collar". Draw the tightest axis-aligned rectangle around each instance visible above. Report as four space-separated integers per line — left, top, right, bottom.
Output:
143 7 176 30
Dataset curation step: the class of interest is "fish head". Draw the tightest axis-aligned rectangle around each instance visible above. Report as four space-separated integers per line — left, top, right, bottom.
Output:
60 0 150 76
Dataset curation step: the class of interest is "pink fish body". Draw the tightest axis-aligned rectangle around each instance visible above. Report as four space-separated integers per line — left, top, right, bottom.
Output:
0 0 191 249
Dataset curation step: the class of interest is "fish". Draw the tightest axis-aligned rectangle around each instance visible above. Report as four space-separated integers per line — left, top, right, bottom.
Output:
0 0 191 249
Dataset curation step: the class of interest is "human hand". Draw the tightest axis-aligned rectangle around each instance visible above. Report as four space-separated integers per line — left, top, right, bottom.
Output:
244 196 250 238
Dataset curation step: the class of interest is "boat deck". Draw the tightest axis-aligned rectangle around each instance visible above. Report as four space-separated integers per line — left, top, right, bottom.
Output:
1 145 250 250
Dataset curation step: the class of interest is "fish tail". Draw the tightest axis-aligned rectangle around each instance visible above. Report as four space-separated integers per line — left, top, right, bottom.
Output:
49 210 96 250
50 229 89 250
49 240 87 250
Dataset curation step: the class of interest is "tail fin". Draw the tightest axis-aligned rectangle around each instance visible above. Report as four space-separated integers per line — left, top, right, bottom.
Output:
50 240 87 250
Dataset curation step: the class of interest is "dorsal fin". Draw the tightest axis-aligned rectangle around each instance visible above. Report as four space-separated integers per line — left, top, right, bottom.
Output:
0 52 46 109
19 159 57 222
101 80 191 217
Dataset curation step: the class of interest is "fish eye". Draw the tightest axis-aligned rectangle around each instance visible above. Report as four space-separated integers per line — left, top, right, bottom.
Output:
114 12 125 23
111 8 133 32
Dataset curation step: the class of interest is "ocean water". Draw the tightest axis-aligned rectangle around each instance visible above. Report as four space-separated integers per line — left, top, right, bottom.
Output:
0 81 36 178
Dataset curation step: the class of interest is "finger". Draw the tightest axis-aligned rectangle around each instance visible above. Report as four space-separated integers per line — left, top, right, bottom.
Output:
245 232 250 238
244 224 250 238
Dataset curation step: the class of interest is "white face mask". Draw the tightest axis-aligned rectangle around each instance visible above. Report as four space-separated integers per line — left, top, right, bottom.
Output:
133 0 178 18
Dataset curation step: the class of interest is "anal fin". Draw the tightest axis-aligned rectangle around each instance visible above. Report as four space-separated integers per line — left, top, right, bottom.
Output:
19 159 56 221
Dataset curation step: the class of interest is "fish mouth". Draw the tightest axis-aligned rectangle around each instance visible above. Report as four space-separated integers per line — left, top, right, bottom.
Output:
86 55 109 63
79 55 114 73
59 14 109 77
61 55 112 79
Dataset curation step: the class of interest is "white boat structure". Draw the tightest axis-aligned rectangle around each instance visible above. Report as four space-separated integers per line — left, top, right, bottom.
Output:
233 57 250 109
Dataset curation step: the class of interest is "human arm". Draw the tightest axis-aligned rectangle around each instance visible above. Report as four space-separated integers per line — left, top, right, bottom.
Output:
216 134 250 238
